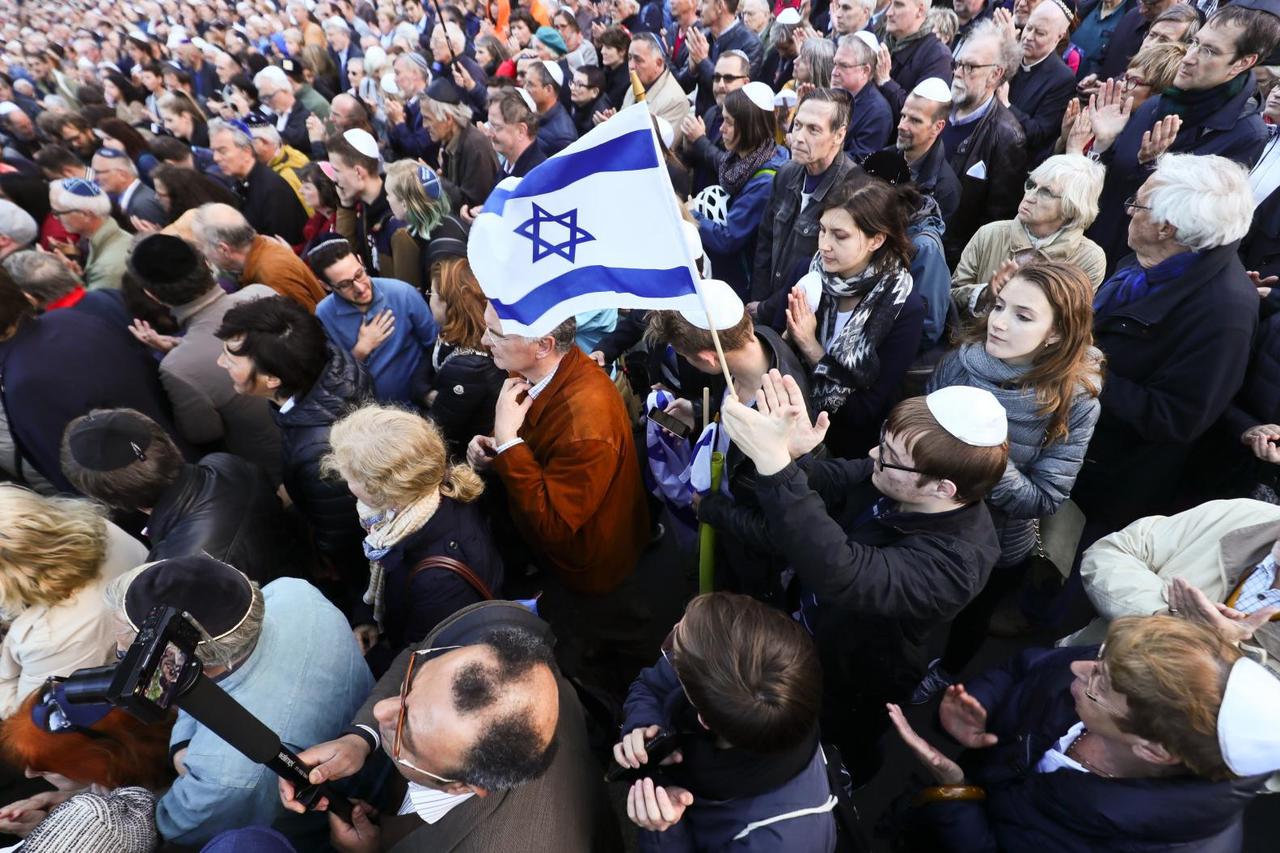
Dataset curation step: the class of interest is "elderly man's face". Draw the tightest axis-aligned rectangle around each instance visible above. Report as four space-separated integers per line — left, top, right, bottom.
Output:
4 110 34 141
1125 176 1169 258
885 0 925 39
951 36 1004 110
628 40 665 87
394 57 426 97
209 129 255 179
740 0 771 35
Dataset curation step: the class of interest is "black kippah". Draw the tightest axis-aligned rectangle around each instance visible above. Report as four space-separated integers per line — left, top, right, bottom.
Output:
859 149 913 186
129 234 201 286
65 410 153 472
124 554 255 636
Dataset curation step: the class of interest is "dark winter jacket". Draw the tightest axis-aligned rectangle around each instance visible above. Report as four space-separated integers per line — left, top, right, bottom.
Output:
676 22 765 119
1096 8 1150 83
697 146 790 298
1223 287 1280 441
621 656 838 853
1008 53 1077 169
754 456 1000 701
1239 130 1280 280
751 154 862 310
0 309 188 493
536 102 578 157
944 100 1028 267
148 453 302 582
360 497 504 653
1087 74 1268 268
908 137 961 225
879 33 954 117
1071 245 1258 528
844 83 895 160
276 344 373 574
905 646 1266 853
411 341 506 456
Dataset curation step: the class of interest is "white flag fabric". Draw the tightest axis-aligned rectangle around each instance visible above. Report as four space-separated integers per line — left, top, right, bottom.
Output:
467 102 704 337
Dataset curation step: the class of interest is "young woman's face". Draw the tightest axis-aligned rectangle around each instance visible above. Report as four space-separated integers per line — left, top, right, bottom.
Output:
985 277 1059 366
476 44 492 66
428 268 448 327
720 111 738 152
817 208 884 277
300 180 321 211
386 188 407 220
511 21 532 46
601 44 622 66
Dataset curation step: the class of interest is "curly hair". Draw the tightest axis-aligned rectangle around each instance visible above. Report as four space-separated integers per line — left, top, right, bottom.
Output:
323 404 484 510
0 486 109 618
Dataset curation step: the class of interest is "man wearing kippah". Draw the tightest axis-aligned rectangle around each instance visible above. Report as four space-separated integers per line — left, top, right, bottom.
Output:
722 376 1006 784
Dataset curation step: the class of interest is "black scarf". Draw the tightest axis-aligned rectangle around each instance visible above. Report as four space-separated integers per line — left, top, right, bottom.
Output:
718 142 779 196
1157 72 1248 121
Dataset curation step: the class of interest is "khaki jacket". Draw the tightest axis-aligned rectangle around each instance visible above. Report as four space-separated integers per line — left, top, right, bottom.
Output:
1064 498 1280 674
622 68 692 148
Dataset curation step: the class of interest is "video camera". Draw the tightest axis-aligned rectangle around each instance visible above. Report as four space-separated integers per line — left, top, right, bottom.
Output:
62 605 354 822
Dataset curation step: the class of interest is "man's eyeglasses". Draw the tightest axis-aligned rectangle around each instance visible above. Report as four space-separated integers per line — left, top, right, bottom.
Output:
1123 195 1152 214
876 424 943 477
711 73 749 83
1023 178 1061 201
832 60 868 71
394 644 463 784
330 264 369 294
953 60 997 75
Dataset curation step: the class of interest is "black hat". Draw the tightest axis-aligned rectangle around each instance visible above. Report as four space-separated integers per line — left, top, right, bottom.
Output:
64 410 154 472
124 555 255 636
426 215 470 266
128 234 201 285
242 111 273 128
859 148 913 186
424 75 464 106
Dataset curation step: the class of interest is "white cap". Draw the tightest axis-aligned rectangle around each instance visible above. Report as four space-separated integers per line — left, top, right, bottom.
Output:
516 87 537 113
742 81 775 112
343 128 381 160
1218 657 1280 776
655 115 675 149
380 72 400 96
925 386 1008 446
540 59 564 87
0 101 18 116
680 279 745 331
776 7 802 25
912 76 953 104
854 31 879 52
166 26 187 48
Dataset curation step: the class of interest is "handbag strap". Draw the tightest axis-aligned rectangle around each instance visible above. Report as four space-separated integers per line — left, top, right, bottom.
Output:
409 555 494 601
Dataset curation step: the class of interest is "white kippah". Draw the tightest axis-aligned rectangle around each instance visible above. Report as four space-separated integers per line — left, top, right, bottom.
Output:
925 386 1008 446
655 115 675 149
681 279 745 331
380 72 400 96
912 76 953 103
516 87 537 112
343 128 380 160
0 101 18 116
854 31 879 52
741 81 775 112
776 7 802 25
540 59 564 87
1218 657 1280 776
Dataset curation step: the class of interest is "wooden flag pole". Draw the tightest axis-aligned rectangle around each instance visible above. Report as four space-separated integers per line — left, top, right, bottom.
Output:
690 277 736 394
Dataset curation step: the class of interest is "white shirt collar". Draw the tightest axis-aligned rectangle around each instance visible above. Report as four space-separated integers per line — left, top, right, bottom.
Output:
278 396 297 414
1021 53 1051 72
400 782 475 824
120 178 142 211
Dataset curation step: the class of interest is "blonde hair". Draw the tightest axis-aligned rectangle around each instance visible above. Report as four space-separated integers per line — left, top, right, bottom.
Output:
323 404 483 509
0 486 109 616
385 159 451 239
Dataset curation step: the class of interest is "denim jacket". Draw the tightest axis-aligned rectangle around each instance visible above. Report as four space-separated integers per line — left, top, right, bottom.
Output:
156 579 374 846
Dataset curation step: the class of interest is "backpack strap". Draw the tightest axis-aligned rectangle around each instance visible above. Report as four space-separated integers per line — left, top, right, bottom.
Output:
409 555 495 601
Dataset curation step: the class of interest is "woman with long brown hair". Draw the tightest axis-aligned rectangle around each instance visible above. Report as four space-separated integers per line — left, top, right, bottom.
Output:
410 239 507 455
916 261 1103 700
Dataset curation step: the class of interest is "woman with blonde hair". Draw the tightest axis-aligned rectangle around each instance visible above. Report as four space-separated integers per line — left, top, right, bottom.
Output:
917 261 1102 700
384 160 464 290
323 405 503 668
0 487 147 718
411 236 507 453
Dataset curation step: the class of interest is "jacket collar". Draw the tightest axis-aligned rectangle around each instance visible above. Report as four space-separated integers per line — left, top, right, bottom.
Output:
880 496 992 535
425 600 555 649
1220 519 1280 586
171 286 226 327
784 152 854 200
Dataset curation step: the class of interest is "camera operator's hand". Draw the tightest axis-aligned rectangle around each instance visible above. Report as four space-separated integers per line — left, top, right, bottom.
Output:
278 734 372 813
329 801 380 853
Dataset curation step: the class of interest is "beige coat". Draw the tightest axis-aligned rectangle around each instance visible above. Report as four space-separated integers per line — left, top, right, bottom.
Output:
0 522 147 717
622 68 692 148
950 219 1108 318
1063 499 1280 674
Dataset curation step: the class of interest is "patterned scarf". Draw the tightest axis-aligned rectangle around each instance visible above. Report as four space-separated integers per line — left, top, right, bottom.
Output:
718 143 779 197
809 252 914 412
358 490 442 628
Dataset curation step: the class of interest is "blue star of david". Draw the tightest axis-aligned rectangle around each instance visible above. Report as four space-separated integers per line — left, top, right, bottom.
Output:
514 203 595 264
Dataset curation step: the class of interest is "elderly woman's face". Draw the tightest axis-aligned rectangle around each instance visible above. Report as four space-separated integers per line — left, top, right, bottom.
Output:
1068 647 1132 742
1017 174 1066 232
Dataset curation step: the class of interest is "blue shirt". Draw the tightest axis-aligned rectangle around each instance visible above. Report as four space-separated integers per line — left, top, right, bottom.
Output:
156 579 373 846
316 277 438 404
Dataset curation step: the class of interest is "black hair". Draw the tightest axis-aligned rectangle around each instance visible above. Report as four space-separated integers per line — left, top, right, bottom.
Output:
299 162 340 212
0 267 35 334
150 163 241 219
577 65 605 92
1209 5 1280 63
214 295 329 400
304 235 356 282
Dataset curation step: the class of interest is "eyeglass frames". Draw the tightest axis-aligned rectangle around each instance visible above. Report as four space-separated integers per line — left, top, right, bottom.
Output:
1123 195 1152 214
394 644 463 784
1023 178 1061 201
875 424 945 478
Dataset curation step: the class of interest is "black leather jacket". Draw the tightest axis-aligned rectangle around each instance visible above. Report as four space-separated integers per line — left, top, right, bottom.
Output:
943 100 1027 266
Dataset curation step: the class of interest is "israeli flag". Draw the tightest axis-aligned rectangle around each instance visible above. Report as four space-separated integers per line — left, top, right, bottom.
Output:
468 102 704 337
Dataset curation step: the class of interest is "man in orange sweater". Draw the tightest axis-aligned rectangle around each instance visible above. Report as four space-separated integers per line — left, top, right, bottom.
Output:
468 306 654 691
191 203 328 312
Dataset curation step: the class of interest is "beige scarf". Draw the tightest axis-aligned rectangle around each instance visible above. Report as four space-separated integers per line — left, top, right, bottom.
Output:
358 490 442 628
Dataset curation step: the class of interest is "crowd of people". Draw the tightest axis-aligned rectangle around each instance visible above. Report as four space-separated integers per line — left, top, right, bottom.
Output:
0 0 1279 849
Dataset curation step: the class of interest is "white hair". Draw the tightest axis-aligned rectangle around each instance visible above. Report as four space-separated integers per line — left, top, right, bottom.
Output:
421 95 474 128
837 32 878 75
253 64 290 92
208 118 254 151
1028 154 1105 231
1147 153 1254 250
49 181 111 218
854 0 876 12
249 122 282 146
323 15 348 33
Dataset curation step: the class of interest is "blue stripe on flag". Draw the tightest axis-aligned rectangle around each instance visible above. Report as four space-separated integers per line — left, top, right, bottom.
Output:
490 129 659 211
490 265 697 326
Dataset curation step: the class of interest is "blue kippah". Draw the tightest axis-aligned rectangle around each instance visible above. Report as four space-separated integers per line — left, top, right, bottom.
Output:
61 178 104 197
418 165 442 200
